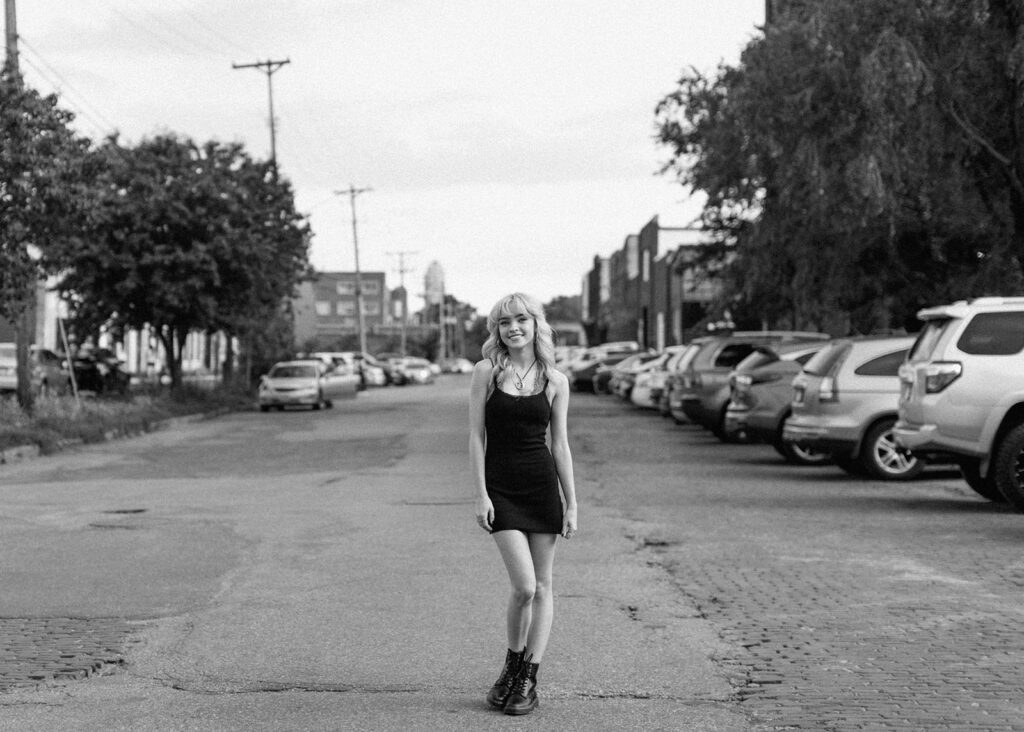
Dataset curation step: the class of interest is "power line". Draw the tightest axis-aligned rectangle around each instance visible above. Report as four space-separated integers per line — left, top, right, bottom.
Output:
165 0 259 58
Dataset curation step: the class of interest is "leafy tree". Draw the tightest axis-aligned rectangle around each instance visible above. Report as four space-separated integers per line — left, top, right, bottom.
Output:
42 134 311 389
0 69 89 411
656 0 1023 334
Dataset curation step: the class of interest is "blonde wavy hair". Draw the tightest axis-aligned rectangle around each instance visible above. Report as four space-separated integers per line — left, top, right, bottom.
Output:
481 292 556 378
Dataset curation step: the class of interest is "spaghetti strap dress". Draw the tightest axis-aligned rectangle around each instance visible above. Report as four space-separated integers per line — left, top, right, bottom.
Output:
485 371 563 534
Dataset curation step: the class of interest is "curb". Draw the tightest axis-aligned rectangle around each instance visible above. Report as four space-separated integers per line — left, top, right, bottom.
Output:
0 407 234 467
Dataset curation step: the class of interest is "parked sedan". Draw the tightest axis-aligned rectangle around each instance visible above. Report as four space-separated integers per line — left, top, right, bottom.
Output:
395 357 435 385
258 360 359 411
724 342 829 465
0 343 73 396
783 335 920 480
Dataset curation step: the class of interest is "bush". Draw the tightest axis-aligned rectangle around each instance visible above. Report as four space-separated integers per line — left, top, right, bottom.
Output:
0 383 254 454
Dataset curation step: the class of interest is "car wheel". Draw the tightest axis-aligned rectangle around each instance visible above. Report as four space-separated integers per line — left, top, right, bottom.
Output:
775 431 831 466
325 399 334 409
958 458 1005 503
259 405 270 413
860 417 924 481
992 422 1024 511
312 392 325 410
834 455 869 476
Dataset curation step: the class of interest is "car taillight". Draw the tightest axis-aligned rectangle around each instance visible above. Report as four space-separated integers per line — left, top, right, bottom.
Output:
819 375 837 402
924 361 962 393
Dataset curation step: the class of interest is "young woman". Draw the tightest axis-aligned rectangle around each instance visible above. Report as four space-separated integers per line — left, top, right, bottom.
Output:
468 292 578 716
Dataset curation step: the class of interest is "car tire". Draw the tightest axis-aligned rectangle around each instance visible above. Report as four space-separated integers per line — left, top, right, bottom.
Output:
958 458 1005 503
260 405 270 413
992 422 1024 511
775 433 831 466
860 417 924 481
313 392 326 410
834 455 869 476
325 399 334 409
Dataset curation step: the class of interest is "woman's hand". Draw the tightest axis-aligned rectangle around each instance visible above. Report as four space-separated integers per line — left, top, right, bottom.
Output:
561 505 578 540
476 496 494 533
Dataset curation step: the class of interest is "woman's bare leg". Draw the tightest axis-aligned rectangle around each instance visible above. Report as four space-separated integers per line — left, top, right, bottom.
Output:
492 530 536 651
524 532 557 662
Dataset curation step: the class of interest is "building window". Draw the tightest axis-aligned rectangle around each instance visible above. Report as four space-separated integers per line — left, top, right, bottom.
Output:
642 250 650 282
364 301 381 316
336 301 356 316
336 280 356 296
362 280 380 295
315 301 331 316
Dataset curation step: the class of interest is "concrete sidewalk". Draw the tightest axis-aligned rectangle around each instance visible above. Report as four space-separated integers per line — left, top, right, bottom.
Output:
0 384 750 731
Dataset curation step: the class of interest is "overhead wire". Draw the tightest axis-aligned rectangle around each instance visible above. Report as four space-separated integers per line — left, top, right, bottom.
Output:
16 50 114 141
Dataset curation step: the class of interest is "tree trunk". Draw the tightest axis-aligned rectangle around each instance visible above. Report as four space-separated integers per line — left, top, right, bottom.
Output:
14 309 34 414
222 333 235 383
158 327 183 391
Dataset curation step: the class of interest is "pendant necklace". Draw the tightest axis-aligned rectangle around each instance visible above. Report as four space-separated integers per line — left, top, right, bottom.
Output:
513 360 537 391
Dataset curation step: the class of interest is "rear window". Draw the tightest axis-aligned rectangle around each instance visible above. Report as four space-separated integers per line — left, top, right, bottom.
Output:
908 320 950 361
957 312 1024 355
734 347 778 373
271 365 317 378
801 342 850 376
854 348 909 376
713 343 756 368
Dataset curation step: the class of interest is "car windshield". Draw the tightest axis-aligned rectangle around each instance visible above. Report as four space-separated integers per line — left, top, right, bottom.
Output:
270 364 317 378
801 342 849 377
908 320 950 361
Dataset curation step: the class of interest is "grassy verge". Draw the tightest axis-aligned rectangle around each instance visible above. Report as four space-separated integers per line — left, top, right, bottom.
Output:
0 383 255 454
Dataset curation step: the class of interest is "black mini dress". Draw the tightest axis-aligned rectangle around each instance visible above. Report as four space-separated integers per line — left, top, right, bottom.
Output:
485 372 563 534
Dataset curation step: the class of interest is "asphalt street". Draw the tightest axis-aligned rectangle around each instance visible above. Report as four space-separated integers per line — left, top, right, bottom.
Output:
1 376 1023 731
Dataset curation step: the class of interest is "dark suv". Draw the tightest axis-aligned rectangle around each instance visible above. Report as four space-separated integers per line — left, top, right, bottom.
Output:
677 331 829 440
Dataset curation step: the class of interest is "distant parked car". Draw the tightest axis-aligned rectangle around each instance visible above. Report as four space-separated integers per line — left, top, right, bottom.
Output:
0 343 72 396
569 352 632 392
71 347 130 395
783 335 920 480
439 357 474 373
896 297 1024 506
608 352 662 400
665 339 714 422
258 359 359 411
724 342 829 464
394 357 435 385
678 332 829 440
631 347 690 410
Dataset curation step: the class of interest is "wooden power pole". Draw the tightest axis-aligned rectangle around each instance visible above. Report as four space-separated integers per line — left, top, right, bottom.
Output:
335 185 372 356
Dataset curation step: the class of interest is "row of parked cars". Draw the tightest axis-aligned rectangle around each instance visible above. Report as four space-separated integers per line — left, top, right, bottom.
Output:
562 297 1024 511
257 351 474 412
0 343 131 396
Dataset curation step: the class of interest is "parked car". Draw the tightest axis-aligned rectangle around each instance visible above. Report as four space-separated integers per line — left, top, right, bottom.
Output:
599 352 658 397
783 335 919 480
631 346 691 410
71 347 131 395
610 351 663 400
393 357 435 385
258 359 359 411
311 351 388 389
724 342 829 464
678 332 830 440
439 357 474 373
0 343 72 396
665 339 714 422
568 351 633 392
895 297 1024 507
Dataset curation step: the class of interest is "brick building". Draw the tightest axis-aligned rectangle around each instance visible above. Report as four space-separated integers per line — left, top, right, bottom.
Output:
293 271 389 348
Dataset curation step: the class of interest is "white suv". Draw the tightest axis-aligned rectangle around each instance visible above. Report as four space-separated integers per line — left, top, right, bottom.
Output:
895 297 1024 508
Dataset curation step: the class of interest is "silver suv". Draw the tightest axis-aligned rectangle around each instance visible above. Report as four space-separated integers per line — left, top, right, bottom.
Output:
783 335 919 480
895 297 1024 508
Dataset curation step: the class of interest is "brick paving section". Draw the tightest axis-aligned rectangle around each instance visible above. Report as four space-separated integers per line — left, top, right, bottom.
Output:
0 618 138 690
654 547 1024 731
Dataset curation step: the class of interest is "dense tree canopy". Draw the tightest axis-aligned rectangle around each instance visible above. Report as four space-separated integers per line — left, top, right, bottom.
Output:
656 0 1024 334
0 69 89 408
42 134 311 388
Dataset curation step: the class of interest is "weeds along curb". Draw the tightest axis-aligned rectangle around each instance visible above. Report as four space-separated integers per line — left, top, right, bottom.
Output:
0 407 234 466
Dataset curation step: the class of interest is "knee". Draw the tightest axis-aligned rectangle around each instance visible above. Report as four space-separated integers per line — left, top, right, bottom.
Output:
511 582 536 607
533 578 552 601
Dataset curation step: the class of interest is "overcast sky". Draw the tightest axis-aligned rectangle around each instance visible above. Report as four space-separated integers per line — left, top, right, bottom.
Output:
16 0 764 314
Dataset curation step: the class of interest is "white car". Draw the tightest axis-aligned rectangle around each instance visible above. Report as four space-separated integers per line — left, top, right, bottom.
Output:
258 360 360 411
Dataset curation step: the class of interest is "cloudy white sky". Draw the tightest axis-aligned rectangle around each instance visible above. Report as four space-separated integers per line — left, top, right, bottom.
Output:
16 0 764 313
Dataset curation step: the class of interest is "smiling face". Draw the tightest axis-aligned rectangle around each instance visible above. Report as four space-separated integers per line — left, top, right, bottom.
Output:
497 305 536 351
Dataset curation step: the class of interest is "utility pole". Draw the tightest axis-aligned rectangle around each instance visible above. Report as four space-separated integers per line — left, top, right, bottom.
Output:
438 277 447 363
231 58 290 176
5 0 33 413
335 185 372 356
387 250 417 357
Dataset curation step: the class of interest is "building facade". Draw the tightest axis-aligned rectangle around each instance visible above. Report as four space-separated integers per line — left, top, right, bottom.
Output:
292 271 389 347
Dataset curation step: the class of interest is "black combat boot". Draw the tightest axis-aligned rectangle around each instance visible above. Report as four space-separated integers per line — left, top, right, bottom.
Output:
503 654 539 715
486 647 525 709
